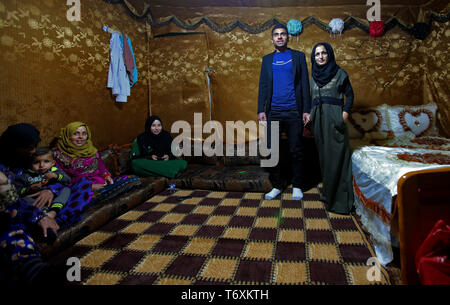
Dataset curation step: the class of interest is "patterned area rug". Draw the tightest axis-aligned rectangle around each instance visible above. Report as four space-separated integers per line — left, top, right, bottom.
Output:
52 185 391 285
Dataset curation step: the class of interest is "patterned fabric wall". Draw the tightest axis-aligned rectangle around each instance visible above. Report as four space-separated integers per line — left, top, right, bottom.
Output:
0 0 150 149
421 21 450 135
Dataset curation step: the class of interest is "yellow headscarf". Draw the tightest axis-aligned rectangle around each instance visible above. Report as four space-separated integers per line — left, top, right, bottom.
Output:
56 122 98 158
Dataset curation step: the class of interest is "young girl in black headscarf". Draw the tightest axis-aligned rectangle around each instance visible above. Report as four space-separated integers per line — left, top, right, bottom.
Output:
310 42 354 214
130 116 187 178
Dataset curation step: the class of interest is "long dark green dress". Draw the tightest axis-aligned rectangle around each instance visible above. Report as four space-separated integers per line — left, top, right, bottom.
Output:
310 68 354 214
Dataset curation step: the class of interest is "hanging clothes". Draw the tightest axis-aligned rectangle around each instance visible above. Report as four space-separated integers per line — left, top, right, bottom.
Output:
107 32 130 103
122 34 134 84
121 34 138 87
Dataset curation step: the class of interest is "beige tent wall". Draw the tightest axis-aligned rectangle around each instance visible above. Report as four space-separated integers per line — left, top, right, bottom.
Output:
0 0 150 148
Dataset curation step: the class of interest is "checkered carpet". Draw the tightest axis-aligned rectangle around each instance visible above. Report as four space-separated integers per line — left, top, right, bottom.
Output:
52 185 391 285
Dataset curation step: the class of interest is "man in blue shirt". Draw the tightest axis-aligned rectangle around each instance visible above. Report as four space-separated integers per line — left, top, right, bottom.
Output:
257 24 311 200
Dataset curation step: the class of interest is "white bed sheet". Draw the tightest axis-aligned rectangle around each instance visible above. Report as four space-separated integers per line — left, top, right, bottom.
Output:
351 142 450 265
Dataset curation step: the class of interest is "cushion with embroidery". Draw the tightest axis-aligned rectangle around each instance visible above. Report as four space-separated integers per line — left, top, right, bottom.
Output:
386 102 439 138
348 104 391 139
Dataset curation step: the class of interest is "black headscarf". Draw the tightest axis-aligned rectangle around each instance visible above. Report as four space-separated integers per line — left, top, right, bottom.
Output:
311 42 340 88
0 123 41 167
137 116 174 158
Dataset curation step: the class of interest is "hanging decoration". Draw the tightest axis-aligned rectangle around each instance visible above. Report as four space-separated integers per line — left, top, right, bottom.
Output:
287 19 302 41
369 20 385 40
105 0 447 39
328 18 344 38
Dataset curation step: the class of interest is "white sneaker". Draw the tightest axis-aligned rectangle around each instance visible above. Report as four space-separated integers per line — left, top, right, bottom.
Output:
265 188 281 200
292 188 303 200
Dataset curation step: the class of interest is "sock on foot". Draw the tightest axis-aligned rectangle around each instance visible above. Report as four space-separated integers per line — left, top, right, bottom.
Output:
265 188 281 200
292 188 303 200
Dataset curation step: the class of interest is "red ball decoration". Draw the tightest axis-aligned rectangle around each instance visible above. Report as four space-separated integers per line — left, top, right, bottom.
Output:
369 20 385 38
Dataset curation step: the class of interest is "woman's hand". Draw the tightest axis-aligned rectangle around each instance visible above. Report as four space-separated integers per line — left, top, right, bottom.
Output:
105 176 114 185
303 113 310 126
0 171 8 185
38 215 59 237
342 111 349 123
0 171 12 193
30 189 54 209
151 155 158 161
162 155 169 161
92 184 106 191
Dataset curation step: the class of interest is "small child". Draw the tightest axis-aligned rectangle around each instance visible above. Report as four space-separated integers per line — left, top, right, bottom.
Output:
13 146 71 219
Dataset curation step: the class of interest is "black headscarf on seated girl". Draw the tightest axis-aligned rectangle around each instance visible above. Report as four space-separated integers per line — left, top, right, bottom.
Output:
137 116 174 159
311 42 340 88
0 123 41 168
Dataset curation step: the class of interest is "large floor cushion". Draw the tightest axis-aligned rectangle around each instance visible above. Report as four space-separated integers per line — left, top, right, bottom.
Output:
170 164 272 192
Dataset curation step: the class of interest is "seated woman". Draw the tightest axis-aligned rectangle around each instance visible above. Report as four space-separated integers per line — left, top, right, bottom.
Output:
131 116 187 179
0 123 91 227
0 123 82 283
52 122 140 206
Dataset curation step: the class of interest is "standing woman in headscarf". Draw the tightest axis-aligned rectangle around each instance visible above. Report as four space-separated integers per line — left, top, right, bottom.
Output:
131 116 187 178
53 122 140 206
309 42 354 214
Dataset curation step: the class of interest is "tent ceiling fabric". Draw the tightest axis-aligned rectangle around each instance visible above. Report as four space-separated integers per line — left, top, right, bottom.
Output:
105 0 449 36
123 0 441 9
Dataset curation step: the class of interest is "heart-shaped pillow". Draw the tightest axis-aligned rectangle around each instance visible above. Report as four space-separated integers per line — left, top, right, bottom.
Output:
348 104 390 139
387 103 439 138
399 109 433 137
349 110 381 134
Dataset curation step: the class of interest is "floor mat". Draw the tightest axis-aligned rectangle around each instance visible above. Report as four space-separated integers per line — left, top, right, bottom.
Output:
53 186 391 285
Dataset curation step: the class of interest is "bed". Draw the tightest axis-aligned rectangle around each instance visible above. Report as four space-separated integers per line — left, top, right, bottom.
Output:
348 102 450 284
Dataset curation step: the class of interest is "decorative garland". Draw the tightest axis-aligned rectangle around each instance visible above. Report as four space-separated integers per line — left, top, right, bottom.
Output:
104 0 450 39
